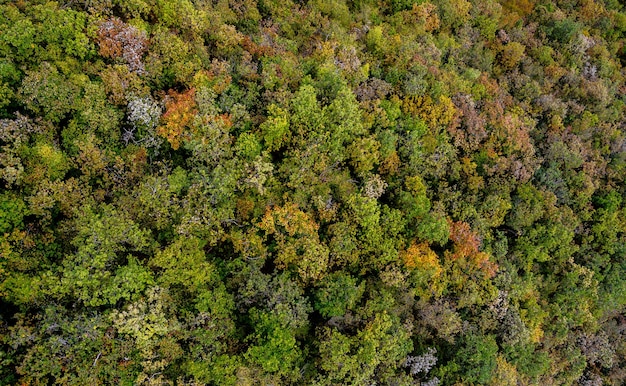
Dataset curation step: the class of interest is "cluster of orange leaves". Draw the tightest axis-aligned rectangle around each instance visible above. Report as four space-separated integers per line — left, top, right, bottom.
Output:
448 220 498 278
157 89 197 150
241 36 276 59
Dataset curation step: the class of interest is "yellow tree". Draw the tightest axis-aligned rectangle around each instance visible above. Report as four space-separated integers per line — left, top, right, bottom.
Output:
401 241 445 298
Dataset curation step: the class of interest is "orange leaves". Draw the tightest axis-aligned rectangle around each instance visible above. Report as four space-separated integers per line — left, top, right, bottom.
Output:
498 109 534 155
449 221 498 278
215 113 233 130
193 62 233 94
449 221 480 257
471 251 498 278
157 88 197 150
242 35 276 58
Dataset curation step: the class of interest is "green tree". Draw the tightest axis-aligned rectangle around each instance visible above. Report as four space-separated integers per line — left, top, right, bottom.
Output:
443 332 498 384
313 272 365 318
317 312 413 385
50 205 154 307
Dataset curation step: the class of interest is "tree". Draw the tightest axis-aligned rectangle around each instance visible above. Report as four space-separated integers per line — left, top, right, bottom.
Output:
257 203 330 282
448 220 498 278
50 205 155 307
259 104 290 152
157 88 197 150
0 193 26 235
313 272 365 318
442 332 498 384
317 312 413 385
149 236 215 294
3 0 626 383
401 241 444 298
244 310 303 381
96 18 148 74
111 286 182 385
19 62 83 124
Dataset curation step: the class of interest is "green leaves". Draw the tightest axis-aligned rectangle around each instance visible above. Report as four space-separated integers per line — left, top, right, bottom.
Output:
317 312 413 385
53 205 154 307
445 332 498 384
19 62 83 123
245 310 302 378
0 193 26 234
150 236 215 293
2 17 37 62
0 3 92 65
313 272 364 318
1 0 626 384
260 104 290 152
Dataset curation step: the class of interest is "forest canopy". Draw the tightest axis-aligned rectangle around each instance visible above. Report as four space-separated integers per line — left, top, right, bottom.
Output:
1 0 626 385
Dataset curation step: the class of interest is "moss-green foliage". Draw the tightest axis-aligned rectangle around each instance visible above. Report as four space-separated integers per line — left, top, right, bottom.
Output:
1 0 626 384
0 193 26 234
314 272 365 317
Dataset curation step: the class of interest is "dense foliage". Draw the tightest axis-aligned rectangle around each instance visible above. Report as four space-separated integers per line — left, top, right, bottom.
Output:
1 0 626 384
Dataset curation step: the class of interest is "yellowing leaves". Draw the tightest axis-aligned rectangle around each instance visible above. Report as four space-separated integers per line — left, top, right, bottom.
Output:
258 203 329 282
150 236 214 293
499 41 526 69
401 242 442 276
491 355 521 386
402 95 457 130
260 104 290 152
579 0 605 22
401 241 445 298
258 202 319 237
35 143 68 180
157 88 197 150
379 151 400 176
405 3 440 32
76 135 107 178
405 175 427 196
500 0 535 27
530 324 544 344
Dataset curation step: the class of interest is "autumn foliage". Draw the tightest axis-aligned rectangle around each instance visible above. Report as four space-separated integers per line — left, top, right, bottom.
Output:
96 18 148 73
449 221 498 278
2 0 626 384
156 88 197 150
